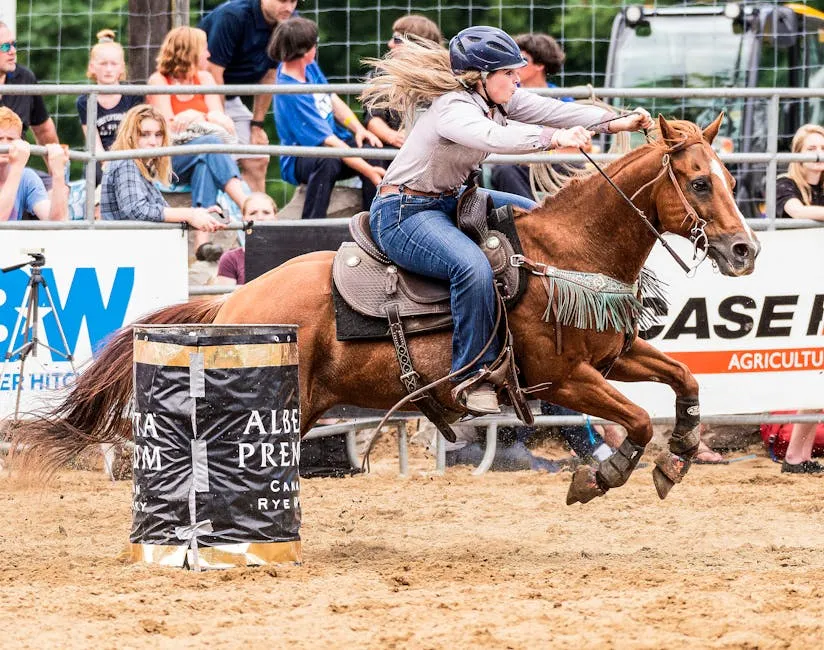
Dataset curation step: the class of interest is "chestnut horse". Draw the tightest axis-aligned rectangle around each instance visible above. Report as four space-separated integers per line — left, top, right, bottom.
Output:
15 115 759 502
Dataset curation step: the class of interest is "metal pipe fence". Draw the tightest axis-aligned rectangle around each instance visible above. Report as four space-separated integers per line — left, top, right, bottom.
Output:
2 84 823 227
3 411 821 477
318 411 824 476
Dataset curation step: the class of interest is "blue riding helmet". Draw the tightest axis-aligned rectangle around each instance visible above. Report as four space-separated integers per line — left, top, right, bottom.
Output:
449 26 527 74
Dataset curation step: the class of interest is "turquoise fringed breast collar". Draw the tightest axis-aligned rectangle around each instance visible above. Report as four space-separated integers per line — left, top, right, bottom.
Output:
510 254 666 334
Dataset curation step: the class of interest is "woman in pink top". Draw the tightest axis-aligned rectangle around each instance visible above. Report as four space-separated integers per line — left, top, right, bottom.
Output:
147 26 248 255
147 26 235 137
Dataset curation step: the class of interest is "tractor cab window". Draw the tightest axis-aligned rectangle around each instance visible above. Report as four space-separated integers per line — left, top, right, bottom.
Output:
610 14 753 148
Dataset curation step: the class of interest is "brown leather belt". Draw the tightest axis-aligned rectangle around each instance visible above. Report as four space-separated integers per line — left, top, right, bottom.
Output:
379 184 459 198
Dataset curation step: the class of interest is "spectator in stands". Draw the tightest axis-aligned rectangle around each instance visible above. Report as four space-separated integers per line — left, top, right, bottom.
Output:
147 26 236 139
0 21 59 147
775 123 824 473
517 33 571 99
199 0 299 192
776 123 824 221
782 414 824 474
77 29 144 184
0 107 68 221
215 192 279 285
147 26 250 255
490 32 573 199
100 103 226 236
269 17 385 219
363 15 443 154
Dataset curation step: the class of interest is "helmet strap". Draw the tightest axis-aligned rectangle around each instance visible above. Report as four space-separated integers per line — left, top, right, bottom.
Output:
478 71 508 120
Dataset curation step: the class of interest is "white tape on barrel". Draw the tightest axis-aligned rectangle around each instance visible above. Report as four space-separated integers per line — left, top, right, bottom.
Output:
174 520 214 541
189 352 205 397
191 439 210 492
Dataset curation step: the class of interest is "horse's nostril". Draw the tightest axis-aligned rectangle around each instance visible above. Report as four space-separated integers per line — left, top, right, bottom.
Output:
732 242 752 259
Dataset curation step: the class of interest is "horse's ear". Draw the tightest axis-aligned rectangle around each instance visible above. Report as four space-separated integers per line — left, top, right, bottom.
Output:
703 112 724 144
657 114 678 146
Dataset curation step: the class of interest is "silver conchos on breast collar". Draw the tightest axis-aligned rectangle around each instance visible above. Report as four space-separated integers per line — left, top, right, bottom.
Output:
511 255 665 334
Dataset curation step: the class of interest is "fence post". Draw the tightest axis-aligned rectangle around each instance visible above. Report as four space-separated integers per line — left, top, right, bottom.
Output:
766 93 780 229
84 93 98 222
435 431 446 474
472 423 499 476
397 423 409 476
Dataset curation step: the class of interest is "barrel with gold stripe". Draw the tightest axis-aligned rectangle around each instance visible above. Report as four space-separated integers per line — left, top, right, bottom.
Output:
130 324 301 570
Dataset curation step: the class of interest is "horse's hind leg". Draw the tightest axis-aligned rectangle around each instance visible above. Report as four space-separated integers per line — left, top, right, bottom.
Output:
540 364 654 506
606 338 701 499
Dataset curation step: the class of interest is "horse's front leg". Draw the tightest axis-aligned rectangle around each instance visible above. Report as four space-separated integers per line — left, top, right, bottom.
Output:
607 338 701 500
541 363 653 506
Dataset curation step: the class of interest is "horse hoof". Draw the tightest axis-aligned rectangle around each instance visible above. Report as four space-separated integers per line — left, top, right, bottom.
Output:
566 466 606 505
652 467 675 500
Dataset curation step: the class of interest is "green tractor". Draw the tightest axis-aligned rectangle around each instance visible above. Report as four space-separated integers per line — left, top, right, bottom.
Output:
605 2 824 218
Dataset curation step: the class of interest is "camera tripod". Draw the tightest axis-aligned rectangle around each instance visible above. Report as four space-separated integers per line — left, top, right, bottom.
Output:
0 251 76 422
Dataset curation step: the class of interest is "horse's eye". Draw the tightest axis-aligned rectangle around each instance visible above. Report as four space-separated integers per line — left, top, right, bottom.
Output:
691 179 710 193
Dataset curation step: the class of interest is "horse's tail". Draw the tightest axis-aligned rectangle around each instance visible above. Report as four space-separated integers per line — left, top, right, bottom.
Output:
10 298 224 474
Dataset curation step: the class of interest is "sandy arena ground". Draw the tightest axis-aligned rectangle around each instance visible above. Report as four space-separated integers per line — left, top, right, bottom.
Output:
0 440 822 650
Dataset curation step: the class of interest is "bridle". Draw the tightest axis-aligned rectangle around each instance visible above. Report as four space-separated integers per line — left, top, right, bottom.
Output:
582 115 710 275
628 141 709 271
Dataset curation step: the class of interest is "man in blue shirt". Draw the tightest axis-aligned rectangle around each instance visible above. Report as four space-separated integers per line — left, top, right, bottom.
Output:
270 17 384 219
200 0 298 191
0 107 67 221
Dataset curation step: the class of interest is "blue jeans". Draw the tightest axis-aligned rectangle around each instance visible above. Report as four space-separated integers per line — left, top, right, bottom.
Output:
172 135 241 207
370 187 535 379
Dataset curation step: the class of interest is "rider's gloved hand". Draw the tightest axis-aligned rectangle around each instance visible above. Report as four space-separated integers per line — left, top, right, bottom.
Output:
608 107 654 133
543 125 594 149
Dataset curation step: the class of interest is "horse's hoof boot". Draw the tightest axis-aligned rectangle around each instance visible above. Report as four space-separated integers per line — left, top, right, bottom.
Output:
566 466 606 505
652 466 676 500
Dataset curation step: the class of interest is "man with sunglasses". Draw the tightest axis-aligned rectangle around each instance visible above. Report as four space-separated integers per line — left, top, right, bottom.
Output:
0 22 60 149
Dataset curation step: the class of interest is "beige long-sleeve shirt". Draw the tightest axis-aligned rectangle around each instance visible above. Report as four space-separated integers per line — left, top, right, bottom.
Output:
380 88 613 194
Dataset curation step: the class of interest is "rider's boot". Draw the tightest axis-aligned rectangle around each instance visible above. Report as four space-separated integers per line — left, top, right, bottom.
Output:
464 382 500 414
652 396 701 500
452 373 501 416
566 438 646 505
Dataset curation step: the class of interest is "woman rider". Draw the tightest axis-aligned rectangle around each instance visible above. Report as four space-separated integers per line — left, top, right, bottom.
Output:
362 26 653 415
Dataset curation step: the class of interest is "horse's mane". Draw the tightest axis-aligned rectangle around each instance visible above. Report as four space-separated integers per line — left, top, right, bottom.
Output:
540 119 705 210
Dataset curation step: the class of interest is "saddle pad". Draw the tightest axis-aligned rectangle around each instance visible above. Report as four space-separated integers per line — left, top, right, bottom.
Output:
332 242 451 319
332 283 453 341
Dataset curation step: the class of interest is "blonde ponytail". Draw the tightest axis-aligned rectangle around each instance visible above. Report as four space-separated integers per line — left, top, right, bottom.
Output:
360 36 480 126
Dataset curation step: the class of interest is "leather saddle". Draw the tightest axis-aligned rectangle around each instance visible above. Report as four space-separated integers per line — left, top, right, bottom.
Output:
330 187 534 441
332 188 528 341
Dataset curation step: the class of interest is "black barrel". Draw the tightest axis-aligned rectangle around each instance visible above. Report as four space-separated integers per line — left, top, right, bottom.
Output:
129 324 301 569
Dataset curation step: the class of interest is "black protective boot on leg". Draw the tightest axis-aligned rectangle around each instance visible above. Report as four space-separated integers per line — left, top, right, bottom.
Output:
653 396 701 499
566 438 645 505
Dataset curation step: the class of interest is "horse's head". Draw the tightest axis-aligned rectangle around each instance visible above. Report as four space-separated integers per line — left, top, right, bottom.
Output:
652 114 760 276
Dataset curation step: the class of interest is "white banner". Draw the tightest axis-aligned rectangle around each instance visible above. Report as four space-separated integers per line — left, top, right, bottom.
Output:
616 229 824 416
0 230 188 416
